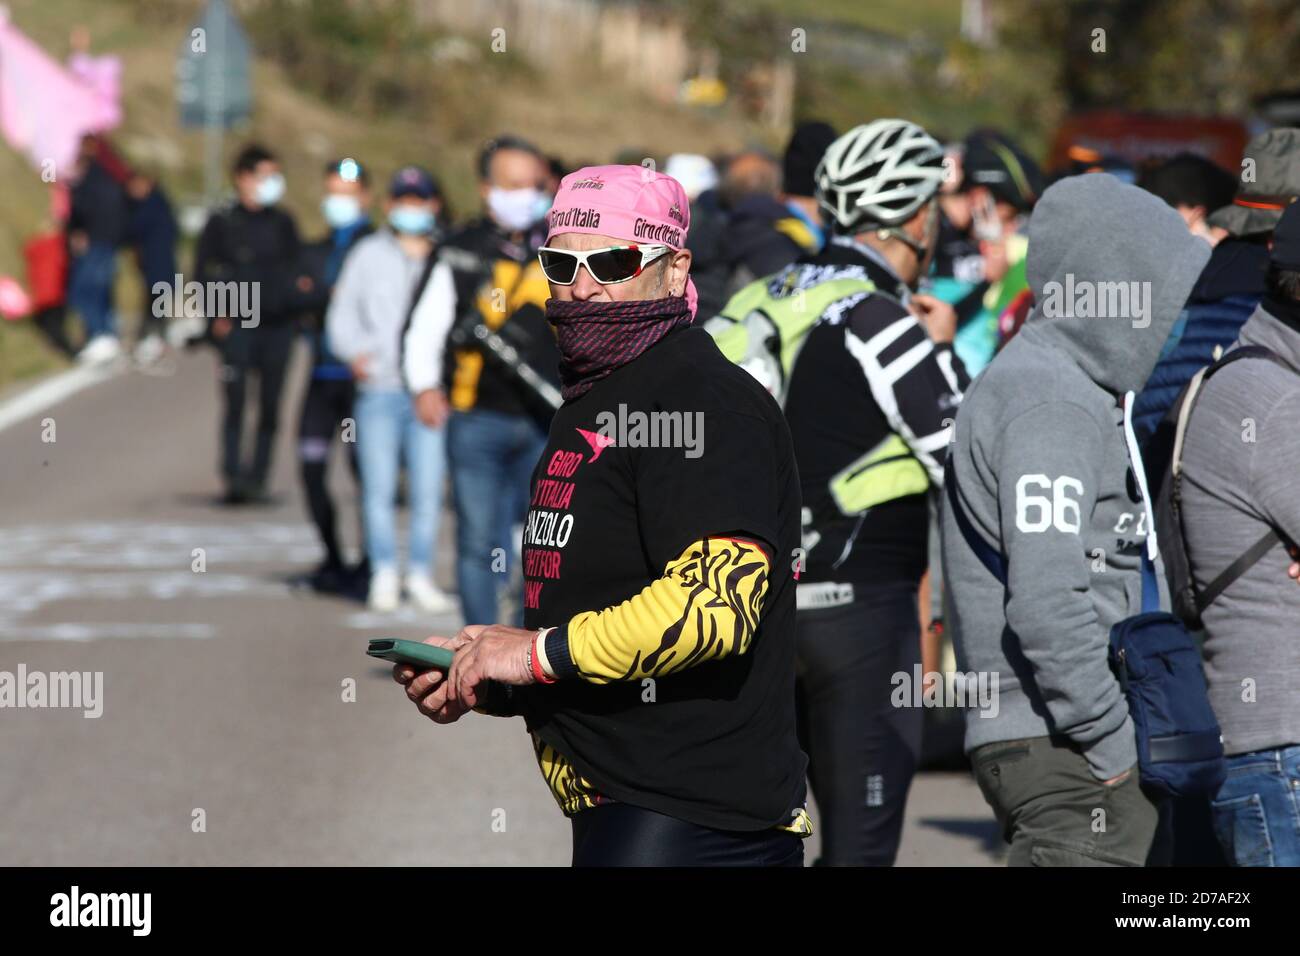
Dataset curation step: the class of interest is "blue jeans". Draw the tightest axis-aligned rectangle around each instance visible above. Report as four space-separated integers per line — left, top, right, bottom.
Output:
354 389 446 573
1211 745 1300 866
68 242 118 340
447 408 548 626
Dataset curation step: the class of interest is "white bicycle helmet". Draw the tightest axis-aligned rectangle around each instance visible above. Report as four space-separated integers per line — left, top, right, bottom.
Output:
815 120 946 233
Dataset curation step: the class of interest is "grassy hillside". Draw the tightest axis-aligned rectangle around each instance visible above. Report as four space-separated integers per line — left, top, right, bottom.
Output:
0 0 978 389
748 0 962 39
8 0 779 241
0 0 781 386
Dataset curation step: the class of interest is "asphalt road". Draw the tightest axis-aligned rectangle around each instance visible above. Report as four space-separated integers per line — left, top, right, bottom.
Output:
0 344 1003 866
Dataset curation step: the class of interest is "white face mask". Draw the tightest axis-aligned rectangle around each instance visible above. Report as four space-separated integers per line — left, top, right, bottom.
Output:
255 172 286 206
321 194 363 229
488 186 545 232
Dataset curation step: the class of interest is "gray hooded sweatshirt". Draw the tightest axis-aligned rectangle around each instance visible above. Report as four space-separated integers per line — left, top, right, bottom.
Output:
941 174 1211 781
1180 303 1300 755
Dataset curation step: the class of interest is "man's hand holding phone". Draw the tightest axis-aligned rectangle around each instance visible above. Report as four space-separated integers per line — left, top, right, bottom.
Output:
392 635 473 724
390 625 544 723
445 625 540 709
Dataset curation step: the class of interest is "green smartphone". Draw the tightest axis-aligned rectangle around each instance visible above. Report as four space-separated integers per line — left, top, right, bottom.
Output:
366 638 455 671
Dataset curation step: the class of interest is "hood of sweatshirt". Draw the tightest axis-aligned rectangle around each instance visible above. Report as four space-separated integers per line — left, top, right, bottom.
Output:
1016 174 1212 397
1237 298 1300 376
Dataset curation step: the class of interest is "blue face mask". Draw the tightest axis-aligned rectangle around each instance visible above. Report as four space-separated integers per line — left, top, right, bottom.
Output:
531 191 553 222
389 205 435 235
321 194 364 229
255 172 286 206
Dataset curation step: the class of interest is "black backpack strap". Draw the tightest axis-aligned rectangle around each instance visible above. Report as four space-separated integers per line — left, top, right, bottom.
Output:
398 246 443 390
404 247 442 329
1176 345 1293 612
1196 528 1282 611
1205 344 1289 375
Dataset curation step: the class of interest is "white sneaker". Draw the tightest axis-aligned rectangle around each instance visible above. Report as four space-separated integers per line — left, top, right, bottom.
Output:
368 566 401 612
406 573 456 614
134 334 165 365
167 315 206 348
77 335 122 365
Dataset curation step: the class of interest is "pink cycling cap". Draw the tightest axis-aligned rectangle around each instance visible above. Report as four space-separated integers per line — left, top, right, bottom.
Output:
545 164 698 317
545 164 691 251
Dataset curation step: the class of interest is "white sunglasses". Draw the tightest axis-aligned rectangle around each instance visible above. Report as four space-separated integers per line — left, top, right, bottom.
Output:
537 243 670 286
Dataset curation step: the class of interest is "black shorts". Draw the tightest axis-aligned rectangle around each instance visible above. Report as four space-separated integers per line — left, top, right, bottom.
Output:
570 802 804 867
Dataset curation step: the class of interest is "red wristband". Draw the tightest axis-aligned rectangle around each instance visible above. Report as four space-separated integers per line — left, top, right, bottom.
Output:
531 630 557 684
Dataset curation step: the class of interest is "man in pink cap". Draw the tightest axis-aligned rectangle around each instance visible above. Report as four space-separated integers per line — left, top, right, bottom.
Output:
394 164 812 865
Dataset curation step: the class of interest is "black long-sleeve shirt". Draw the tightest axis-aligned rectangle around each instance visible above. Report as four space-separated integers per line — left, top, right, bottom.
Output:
193 201 302 326
437 218 559 426
782 236 969 586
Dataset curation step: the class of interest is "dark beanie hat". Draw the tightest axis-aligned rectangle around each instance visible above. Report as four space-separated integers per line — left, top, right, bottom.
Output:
783 120 838 197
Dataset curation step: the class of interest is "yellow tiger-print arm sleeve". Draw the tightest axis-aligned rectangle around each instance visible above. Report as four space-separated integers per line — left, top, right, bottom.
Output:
538 536 770 684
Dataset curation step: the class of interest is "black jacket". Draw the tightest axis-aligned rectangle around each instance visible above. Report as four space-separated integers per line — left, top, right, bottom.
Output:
69 161 129 247
692 193 812 319
437 218 559 426
193 202 302 327
292 221 374 370
128 187 179 286
1132 238 1269 443
723 193 807 283
783 237 968 585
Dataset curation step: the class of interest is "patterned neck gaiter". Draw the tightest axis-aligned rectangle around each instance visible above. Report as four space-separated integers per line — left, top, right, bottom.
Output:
545 294 694 401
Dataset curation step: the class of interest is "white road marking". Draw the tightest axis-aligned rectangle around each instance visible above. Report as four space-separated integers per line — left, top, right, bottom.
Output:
345 607 461 631
0 521 459 641
0 522 319 642
1 623 214 641
0 363 118 435
0 521 322 567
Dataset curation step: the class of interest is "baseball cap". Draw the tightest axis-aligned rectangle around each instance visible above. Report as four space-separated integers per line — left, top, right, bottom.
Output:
389 165 440 200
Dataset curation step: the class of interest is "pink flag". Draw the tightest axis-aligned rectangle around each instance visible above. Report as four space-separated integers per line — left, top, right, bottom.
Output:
0 15 121 178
